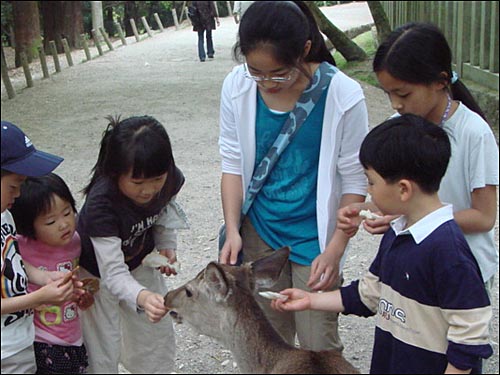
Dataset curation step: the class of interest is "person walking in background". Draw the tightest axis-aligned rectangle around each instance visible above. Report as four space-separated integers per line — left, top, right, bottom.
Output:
11 173 89 374
273 115 493 374
218 1 369 352
192 1 220 62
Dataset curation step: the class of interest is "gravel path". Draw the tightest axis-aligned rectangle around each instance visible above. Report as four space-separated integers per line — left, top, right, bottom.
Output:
1 3 498 374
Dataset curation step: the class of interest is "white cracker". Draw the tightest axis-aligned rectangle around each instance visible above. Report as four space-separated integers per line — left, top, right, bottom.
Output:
359 209 382 220
258 291 289 301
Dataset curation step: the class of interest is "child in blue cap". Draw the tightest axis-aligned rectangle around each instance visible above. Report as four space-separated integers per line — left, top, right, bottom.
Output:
1 121 80 374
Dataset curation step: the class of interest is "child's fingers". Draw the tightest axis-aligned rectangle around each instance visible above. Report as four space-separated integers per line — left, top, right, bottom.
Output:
57 266 80 287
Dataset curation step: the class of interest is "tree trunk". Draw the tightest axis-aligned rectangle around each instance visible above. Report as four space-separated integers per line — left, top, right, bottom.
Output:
124 1 139 37
305 1 367 62
367 1 391 45
63 1 84 48
41 1 83 52
91 1 104 32
12 1 42 67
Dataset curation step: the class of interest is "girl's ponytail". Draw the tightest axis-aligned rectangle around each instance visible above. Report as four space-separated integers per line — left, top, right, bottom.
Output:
450 79 488 122
82 116 119 195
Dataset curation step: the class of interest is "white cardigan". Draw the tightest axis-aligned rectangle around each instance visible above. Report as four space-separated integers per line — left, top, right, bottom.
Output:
219 64 369 263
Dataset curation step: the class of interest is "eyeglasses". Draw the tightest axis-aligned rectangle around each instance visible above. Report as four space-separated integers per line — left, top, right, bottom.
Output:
243 63 295 83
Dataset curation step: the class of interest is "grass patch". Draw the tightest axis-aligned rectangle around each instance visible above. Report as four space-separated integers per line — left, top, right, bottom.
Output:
333 31 379 87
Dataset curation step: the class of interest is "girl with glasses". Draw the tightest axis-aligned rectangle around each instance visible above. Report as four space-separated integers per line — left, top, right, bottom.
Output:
218 1 369 353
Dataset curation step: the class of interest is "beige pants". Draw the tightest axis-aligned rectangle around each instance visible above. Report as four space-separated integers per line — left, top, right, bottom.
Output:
80 265 175 374
241 217 344 352
1 344 37 374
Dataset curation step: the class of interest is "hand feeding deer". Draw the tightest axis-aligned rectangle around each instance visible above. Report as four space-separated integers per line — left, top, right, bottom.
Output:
164 247 359 374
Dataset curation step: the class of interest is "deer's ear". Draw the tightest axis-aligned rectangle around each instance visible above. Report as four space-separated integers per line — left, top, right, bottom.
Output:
251 246 290 291
204 263 229 300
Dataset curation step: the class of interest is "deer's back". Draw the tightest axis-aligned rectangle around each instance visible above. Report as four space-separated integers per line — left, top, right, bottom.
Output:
270 349 359 374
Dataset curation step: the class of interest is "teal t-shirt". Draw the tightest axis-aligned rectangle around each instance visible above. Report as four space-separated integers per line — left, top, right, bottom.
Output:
248 89 327 265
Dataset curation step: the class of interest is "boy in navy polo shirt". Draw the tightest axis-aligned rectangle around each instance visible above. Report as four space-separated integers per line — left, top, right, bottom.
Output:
272 114 493 374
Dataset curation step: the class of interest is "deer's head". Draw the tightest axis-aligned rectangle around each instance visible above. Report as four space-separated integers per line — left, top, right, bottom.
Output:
164 247 290 340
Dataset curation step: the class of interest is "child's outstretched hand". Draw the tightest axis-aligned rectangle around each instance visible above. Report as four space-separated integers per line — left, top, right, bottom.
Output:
270 288 312 313
138 290 168 323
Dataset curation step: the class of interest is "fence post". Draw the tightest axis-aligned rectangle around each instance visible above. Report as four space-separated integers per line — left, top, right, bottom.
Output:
38 47 50 78
49 41 61 73
81 34 92 61
172 9 180 30
91 29 104 56
154 13 164 32
61 38 74 66
141 17 153 37
226 1 232 16
115 22 127 45
130 19 141 42
20 52 33 88
99 27 114 51
1 53 16 99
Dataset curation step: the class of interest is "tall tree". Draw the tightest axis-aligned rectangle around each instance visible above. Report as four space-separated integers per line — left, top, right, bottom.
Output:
41 1 84 53
124 1 139 36
12 1 41 67
305 2 367 62
367 1 391 45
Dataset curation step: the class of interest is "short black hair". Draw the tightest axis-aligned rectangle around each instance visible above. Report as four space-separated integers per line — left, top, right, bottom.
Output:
359 114 451 194
10 173 76 239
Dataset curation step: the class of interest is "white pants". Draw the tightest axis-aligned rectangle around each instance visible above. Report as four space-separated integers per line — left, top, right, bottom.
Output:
1 344 37 374
80 265 175 374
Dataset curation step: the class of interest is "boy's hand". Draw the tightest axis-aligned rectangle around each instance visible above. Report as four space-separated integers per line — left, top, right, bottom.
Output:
271 288 312 312
362 215 397 234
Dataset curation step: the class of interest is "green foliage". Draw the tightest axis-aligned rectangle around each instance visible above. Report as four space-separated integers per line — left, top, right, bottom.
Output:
334 31 379 87
1 1 13 46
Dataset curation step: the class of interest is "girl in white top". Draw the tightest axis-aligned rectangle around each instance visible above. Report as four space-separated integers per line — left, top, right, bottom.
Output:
219 1 369 351
338 22 499 288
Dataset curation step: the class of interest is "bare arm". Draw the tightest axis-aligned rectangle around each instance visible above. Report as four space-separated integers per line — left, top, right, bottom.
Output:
1 277 75 315
308 193 365 291
454 185 497 234
219 172 244 265
271 288 345 313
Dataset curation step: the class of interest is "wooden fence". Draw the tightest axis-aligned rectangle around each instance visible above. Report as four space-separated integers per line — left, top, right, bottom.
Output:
381 1 499 92
1 7 189 100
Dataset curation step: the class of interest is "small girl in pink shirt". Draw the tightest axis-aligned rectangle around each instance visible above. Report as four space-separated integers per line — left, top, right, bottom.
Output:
11 173 89 374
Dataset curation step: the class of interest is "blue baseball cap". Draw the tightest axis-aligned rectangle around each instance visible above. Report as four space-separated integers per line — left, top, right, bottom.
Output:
1 121 63 177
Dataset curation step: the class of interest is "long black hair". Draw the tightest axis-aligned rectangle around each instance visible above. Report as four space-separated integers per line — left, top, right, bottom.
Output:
83 115 176 195
233 1 335 70
373 22 486 121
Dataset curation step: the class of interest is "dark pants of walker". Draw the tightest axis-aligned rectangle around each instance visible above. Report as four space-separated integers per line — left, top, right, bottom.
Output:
197 29 214 61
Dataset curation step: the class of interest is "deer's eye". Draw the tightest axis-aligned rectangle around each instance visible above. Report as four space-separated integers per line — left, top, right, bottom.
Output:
185 288 192 298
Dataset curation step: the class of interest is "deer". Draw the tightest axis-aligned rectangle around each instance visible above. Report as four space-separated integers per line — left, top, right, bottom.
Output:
164 246 359 374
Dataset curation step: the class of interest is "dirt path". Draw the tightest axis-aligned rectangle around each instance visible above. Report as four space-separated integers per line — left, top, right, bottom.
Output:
1 3 498 374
